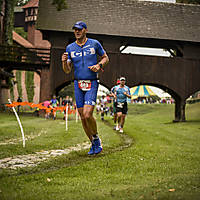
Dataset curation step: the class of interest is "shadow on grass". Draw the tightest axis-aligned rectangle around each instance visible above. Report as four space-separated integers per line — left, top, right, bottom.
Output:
164 119 200 125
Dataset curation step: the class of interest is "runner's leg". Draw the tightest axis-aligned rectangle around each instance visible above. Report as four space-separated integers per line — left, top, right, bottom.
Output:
114 113 117 123
77 105 98 142
78 107 93 141
75 80 102 154
80 105 102 155
120 114 126 128
113 102 117 123
83 104 97 137
117 112 122 130
120 103 127 130
83 80 98 138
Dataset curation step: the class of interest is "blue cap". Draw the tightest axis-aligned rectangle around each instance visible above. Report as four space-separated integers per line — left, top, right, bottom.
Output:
72 21 87 30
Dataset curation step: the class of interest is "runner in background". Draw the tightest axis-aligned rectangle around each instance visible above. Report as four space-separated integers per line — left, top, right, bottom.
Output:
43 100 51 119
50 95 59 120
112 77 131 133
96 99 101 115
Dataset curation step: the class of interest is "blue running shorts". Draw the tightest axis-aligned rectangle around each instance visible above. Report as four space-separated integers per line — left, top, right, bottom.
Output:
74 80 99 108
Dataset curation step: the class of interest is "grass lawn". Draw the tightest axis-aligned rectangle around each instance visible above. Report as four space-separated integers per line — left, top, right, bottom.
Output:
0 103 199 200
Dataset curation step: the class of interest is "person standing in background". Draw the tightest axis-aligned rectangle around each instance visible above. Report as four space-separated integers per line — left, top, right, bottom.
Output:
17 96 22 112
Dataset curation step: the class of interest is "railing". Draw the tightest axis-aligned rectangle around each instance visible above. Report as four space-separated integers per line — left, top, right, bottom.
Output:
0 45 50 66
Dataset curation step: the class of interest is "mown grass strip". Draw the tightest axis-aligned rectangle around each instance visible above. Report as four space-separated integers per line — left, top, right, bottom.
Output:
0 103 199 200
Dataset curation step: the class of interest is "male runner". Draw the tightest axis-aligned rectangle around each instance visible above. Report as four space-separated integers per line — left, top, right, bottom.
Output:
112 77 131 133
110 79 120 130
62 21 109 155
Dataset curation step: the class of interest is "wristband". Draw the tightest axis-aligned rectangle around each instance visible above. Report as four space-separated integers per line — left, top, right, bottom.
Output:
98 63 103 68
98 63 104 72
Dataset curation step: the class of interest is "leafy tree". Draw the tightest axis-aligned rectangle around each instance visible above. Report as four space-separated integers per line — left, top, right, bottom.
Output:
1 0 16 45
16 71 22 97
14 27 27 39
176 0 200 4
1 0 67 44
58 83 75 99
25 71 34 102
0 0 67 104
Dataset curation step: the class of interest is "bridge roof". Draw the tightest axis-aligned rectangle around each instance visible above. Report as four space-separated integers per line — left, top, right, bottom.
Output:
37 0 200 43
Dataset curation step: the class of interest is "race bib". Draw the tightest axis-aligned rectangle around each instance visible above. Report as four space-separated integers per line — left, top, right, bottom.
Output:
78 80 91 91
117 102 124 108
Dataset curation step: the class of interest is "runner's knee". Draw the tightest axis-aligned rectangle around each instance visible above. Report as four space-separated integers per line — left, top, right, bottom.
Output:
83 111 92 120
117 112 122 117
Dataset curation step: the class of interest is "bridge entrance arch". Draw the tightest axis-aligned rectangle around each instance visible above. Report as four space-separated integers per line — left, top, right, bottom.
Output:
129 83 185 121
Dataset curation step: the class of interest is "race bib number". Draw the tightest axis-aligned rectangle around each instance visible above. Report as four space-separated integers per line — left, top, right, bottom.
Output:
78 80 91 91
117 102 124 108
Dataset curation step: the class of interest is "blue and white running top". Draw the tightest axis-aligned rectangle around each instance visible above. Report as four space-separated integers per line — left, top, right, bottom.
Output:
50 98 59 107
111 85 117 94
111 85 118 102
66 38 105 80
114 85 131 103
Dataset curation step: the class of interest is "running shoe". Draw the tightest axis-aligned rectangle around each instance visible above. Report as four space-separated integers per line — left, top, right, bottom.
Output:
88 141 95 155
116 125 120 131
119 128 123 133
93 138 103 154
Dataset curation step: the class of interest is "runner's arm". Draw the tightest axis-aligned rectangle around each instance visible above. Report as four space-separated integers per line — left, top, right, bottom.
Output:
98 53 109 70
62 53 72 74
110 87 117 98
123 92 131 98
89 53 109 72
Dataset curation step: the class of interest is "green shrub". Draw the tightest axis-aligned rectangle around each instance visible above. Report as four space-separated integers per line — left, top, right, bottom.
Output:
16 71 22 97
25 71 34 102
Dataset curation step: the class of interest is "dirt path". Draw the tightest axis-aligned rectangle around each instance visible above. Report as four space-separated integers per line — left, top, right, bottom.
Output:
0 142 90 169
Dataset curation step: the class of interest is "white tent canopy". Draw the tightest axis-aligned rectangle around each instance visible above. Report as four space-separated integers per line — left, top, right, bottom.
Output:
149 86 171 98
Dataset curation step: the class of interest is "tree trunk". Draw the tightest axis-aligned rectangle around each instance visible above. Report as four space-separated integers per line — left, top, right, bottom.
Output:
0 0 5 44
3 0 16 45
0 0 16 105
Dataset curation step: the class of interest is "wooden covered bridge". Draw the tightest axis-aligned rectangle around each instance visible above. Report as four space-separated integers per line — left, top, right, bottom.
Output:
1 0 200 122
36 0 200 122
